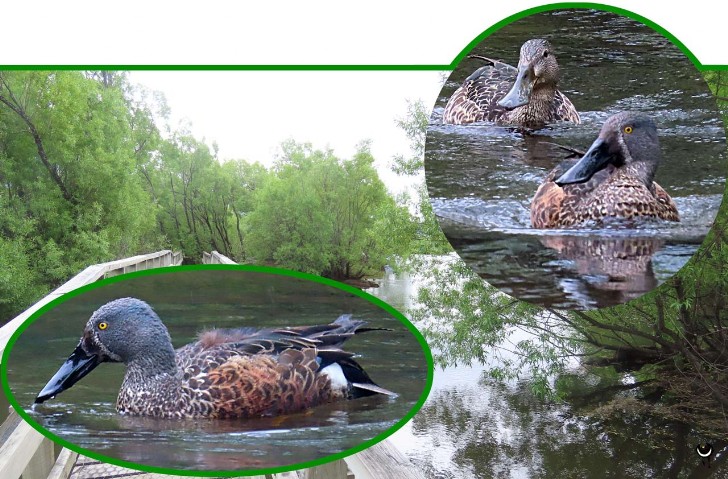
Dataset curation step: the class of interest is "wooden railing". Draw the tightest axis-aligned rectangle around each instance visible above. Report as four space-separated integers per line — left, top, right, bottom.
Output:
0 250 182 479
0 250 182 359
201 250 237 264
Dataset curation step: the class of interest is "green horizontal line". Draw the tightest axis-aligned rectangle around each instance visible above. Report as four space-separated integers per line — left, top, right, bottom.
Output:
0 64 452 71
1 4 726 73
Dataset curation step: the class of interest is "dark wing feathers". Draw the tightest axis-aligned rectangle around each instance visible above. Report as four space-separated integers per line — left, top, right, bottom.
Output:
443 64 515 124
175 315 391 417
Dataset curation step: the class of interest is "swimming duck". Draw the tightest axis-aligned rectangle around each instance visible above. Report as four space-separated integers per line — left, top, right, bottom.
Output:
35 298 395 419
442 39 580 128
530 112 679 228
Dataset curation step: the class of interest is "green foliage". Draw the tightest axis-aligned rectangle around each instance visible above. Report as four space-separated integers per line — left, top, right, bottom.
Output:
391 99 430 175
246 141 413 278
0 71 163 321
149 133 249 260
390 99 452 256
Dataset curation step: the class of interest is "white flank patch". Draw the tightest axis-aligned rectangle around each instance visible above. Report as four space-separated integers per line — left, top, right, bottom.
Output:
321 363 348 390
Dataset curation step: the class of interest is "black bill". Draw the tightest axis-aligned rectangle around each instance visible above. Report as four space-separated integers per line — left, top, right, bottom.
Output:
555 138 612 186
35 343 102 404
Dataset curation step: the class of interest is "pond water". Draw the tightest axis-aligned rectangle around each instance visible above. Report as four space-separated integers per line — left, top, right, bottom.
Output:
373 265 728 478
425 9 726 309
4 269 429 472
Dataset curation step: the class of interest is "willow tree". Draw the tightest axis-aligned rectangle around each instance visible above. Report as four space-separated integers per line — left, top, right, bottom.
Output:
0 71 161 321
245 141 413 279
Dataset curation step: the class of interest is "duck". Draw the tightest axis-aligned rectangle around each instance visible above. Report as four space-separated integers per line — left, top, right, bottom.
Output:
35 298 395 419
442 38 580 128
530 111 679 228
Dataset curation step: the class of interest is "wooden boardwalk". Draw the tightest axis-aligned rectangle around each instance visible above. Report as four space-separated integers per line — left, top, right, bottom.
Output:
0 251 425 479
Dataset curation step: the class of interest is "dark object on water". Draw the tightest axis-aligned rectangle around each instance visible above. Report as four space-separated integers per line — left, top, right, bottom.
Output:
36 298 395 418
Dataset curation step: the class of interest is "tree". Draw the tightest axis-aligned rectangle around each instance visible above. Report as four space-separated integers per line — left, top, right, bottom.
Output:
245 141 413 279
0 71 161 321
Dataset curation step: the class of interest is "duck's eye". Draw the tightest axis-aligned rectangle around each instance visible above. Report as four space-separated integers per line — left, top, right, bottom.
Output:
98 322 108 330
543 50 549 58
624 126 633 134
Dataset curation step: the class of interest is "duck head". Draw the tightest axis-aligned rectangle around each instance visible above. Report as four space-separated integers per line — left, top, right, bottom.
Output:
498 39 560 110
555 112 661 187
35 298 174 404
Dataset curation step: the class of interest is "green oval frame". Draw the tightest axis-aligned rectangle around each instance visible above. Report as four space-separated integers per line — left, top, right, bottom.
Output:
0 264 435 477
426 3 727 309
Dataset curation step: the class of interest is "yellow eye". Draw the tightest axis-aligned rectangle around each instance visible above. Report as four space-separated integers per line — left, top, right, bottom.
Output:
624 126 633 134
98 322 108 330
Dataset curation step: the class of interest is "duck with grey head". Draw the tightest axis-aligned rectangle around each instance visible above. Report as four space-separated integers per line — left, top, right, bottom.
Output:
530 111 679 228
35 298 395 419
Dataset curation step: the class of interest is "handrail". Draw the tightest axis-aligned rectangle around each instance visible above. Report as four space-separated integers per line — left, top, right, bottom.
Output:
201 250 238 264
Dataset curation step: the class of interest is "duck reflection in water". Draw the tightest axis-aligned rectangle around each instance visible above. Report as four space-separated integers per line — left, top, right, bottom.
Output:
539 234 664 305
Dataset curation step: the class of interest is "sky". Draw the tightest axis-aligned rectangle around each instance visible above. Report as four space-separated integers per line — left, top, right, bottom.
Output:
125 70 444 168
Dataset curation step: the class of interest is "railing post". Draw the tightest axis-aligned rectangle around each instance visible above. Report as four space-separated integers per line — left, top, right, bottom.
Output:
19 435 54 479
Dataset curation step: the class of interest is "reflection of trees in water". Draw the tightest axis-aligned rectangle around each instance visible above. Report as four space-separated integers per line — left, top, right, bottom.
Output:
411 217 728 476
411 377 727 478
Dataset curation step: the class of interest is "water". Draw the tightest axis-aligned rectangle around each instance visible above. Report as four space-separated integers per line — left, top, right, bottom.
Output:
373 263 728 478
3 269 429 472
424 9 726 309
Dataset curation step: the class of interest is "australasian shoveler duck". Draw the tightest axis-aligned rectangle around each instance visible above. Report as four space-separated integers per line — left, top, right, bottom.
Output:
442 39 580 128
530 111 680 228
35 298 395 419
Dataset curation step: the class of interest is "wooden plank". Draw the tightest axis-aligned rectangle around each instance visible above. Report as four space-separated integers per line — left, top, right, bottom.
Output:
20 436 54 479
344 441 426 479
0 409 22 444
46 449 78 479
202 251 237 264
298 460 349 479
211 251 237 264
0 412 46 479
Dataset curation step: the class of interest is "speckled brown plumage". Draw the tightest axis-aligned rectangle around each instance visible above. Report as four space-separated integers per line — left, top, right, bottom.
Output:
443 39 580 128
531 112 679 228
36 298 395 419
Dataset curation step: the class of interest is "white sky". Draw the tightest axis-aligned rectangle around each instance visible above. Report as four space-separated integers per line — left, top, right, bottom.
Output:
3 1 726 189
125 70 444 169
